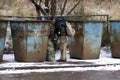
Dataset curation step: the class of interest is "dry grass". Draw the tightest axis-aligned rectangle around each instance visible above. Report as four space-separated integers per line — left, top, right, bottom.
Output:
0 0 120 20
0 0 36 16
73 0 120 20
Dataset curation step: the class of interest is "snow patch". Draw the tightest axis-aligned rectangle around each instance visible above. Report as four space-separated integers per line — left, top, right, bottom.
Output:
1 46 120 74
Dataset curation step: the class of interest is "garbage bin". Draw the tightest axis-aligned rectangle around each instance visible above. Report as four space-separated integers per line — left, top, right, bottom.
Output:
110 20 120 58
68 20 103 59
0 21 7 61
11 20 50 62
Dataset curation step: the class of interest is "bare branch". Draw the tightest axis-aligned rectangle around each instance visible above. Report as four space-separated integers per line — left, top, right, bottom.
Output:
58 2 63 15
30 0 48 16
61 0 68 15
45 0 49 14
50 0 56 17
63 0 81 16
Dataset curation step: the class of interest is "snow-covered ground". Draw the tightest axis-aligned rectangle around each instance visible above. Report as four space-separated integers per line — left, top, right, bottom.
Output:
2 46 118 65
1 46 120 74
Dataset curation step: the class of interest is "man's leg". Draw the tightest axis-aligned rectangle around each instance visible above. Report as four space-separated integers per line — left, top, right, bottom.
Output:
59 36 67 61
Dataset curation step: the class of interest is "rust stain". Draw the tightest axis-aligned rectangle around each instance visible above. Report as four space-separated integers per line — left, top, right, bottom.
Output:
0 22 7 38
111 29 120 58
83 42 100 59
26 37 48 62
110 21 120 58
13 38 26 61
69 21 102 59
11 23 26 61
11 21 50 62
69 21 84 59
0 21 7 61
41 22 50 36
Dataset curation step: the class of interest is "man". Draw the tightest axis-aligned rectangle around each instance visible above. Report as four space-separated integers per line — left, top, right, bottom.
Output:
54 17 68 62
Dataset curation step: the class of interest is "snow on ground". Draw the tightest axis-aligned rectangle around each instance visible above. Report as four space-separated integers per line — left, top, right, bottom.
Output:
1 46 120 74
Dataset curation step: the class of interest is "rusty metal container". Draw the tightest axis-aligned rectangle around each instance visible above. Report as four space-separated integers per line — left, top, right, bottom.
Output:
68 21 103 59
11 20 50 62
110 20 120 58
0 21 7 61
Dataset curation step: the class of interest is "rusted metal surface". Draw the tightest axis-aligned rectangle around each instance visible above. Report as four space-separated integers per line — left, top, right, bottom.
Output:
110 20 120 58
83 21 103 59
68 21 103 59
68 21 84 59
11 20 50 62
0 21 7 61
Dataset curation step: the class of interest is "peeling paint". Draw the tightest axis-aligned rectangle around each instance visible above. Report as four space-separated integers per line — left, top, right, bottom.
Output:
68 21 103 59
110 20 120 58
0 21 7 61
11 21 50 62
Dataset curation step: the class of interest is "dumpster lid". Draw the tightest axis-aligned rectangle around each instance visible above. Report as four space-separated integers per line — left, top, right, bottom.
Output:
67 20 105 23
10 20 51 22
109 20 120 22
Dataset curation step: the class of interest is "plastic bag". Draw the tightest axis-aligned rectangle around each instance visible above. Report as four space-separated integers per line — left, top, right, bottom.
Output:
66 22 75 36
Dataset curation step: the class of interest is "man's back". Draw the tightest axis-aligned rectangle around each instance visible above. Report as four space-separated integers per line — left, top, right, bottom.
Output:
54 17 67 36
